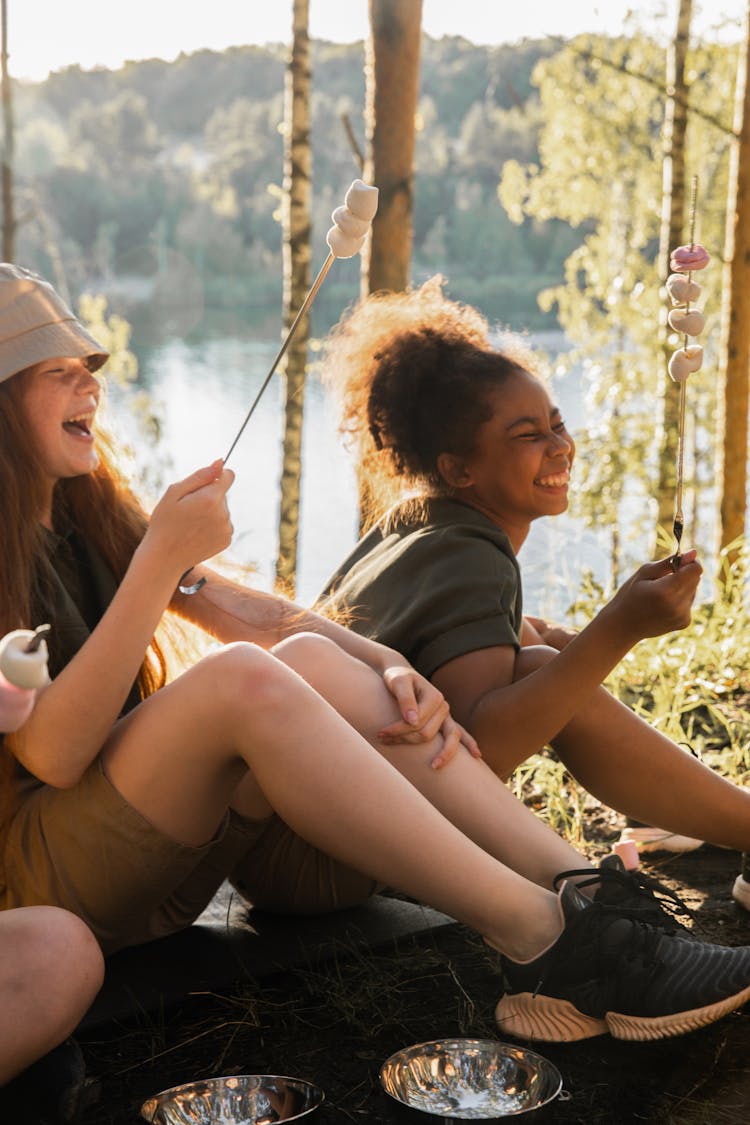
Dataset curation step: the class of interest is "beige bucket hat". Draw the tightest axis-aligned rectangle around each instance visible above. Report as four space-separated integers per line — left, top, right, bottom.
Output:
0 263 109 383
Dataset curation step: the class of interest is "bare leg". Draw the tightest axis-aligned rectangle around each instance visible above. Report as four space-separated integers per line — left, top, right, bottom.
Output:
0 907 104 1084
513 646 750 852
272 633 589 889
103 642 562 961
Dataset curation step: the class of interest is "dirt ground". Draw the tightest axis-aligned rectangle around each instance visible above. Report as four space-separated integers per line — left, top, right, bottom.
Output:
63 840 750 1125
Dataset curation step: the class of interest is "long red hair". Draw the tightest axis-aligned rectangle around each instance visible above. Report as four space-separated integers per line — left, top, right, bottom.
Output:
0 367 167 823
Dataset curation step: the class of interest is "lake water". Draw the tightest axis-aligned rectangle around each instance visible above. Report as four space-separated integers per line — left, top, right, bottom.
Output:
107 321 621 620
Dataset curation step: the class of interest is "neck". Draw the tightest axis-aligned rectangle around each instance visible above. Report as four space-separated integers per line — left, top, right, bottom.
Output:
451 492 529 553
39 487 54 532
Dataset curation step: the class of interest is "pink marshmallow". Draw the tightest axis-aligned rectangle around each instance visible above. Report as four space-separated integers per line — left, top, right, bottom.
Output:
0 672 36 733
613 839 640 871
670 243 710 272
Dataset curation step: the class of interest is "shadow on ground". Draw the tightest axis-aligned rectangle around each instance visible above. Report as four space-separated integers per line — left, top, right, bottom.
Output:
64 846 750 1124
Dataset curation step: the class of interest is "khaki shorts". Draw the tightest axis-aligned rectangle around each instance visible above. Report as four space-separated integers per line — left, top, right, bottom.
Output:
1 760 377 955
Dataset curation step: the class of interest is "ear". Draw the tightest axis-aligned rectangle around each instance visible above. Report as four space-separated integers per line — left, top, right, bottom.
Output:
436 451 473 489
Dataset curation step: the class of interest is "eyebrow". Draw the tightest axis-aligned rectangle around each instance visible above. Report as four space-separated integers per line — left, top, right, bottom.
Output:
506 407 562 432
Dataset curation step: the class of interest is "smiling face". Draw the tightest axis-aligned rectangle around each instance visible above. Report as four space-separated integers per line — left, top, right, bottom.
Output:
439 367 575 551
17 356 102 526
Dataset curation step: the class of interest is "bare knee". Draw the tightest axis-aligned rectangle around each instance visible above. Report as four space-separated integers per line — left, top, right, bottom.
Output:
208 642 300 717
0 907 104 1081
272 633 394 730
273 632 351 680
10 906 104 1002
514 644 557 680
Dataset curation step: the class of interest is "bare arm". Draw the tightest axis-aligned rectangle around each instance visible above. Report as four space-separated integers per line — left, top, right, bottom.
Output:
8 463 234 787
433 552 702 775
521 615 577 650
171 565 480 763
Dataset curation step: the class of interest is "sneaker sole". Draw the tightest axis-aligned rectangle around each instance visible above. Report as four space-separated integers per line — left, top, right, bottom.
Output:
607 981 750 1041
619 829 704 855
495 993 608 1042
496 982 750 1044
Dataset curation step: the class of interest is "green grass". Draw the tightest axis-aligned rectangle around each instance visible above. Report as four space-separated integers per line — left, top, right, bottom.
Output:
515 543 750 843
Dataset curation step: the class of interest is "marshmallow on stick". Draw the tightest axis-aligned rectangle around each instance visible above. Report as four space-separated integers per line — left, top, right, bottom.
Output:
666 186 708 569
666 242 710 384
221 178 379 467
180 180 380 595
326 180 379 258
0 625 50 733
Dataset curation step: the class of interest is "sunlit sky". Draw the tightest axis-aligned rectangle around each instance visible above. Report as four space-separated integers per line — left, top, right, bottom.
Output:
9 1 747 82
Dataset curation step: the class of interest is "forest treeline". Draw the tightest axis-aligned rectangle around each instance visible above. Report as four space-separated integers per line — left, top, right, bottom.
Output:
13 33 577 331
11 21 747 579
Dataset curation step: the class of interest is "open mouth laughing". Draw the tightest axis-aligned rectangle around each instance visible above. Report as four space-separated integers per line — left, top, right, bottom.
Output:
62 411 95 437
534 470 570 489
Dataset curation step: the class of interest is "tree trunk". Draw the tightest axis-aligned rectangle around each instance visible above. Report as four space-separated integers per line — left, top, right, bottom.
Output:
275 0 312 595
357 0 422 529
362 0 423 295
1 0 14 261
716 6 750 566
655 0 692 547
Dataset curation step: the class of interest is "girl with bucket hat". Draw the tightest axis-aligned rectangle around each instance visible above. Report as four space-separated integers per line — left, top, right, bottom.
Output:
2 264 750 1047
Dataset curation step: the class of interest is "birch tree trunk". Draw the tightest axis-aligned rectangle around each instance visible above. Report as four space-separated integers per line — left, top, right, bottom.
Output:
655 0 692 546
275 0 312 595
1 0 14 261
362 0 423 295
716 6 750 566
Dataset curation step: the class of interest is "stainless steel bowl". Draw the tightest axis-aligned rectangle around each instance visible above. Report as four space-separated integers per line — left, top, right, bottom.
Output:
380 1039 562 1119
140 1073 325 1124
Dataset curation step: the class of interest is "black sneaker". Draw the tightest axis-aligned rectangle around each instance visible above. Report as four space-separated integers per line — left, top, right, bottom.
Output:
554 854 695 936
0 1038 98 1124
495 881 750 1043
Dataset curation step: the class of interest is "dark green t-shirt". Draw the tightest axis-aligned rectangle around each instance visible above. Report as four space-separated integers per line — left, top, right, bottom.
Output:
3 527 141 787
317 497 522 679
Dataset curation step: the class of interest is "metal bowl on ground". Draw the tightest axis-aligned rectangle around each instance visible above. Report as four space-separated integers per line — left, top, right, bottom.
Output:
379 1039 562 1120
140 1073 325 1124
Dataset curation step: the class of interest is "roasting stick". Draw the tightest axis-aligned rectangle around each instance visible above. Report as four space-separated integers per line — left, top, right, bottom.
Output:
666 175 709 569
178 179 379 595
222 254 335 467
674 179 698 565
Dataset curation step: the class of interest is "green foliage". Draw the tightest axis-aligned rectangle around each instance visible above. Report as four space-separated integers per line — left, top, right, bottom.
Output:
12 34 560 331
515 545 750 844
78 292 138 383
497 31 738 561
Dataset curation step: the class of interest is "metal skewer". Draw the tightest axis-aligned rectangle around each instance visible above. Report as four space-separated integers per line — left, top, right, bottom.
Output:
178 252 336 595
24 623 51 652
223 252 335 467
672 174 699 570
177 178 378 596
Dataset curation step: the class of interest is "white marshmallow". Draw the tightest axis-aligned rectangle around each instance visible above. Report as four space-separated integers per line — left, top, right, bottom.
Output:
668 307 705 336
331 205 371 239
666 274 701 304
326 226 367 259
344 179 379 222
668 344 703 383
0 629 50 690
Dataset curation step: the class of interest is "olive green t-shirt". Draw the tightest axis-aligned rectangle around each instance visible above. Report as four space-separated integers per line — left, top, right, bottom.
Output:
317 497 522 679
1 528 141 762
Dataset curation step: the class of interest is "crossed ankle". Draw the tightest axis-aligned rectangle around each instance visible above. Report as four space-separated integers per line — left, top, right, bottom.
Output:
485 893 564 964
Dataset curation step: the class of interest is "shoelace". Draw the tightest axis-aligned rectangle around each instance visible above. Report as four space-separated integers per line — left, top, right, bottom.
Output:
553 864 696 934
532 897 665 999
